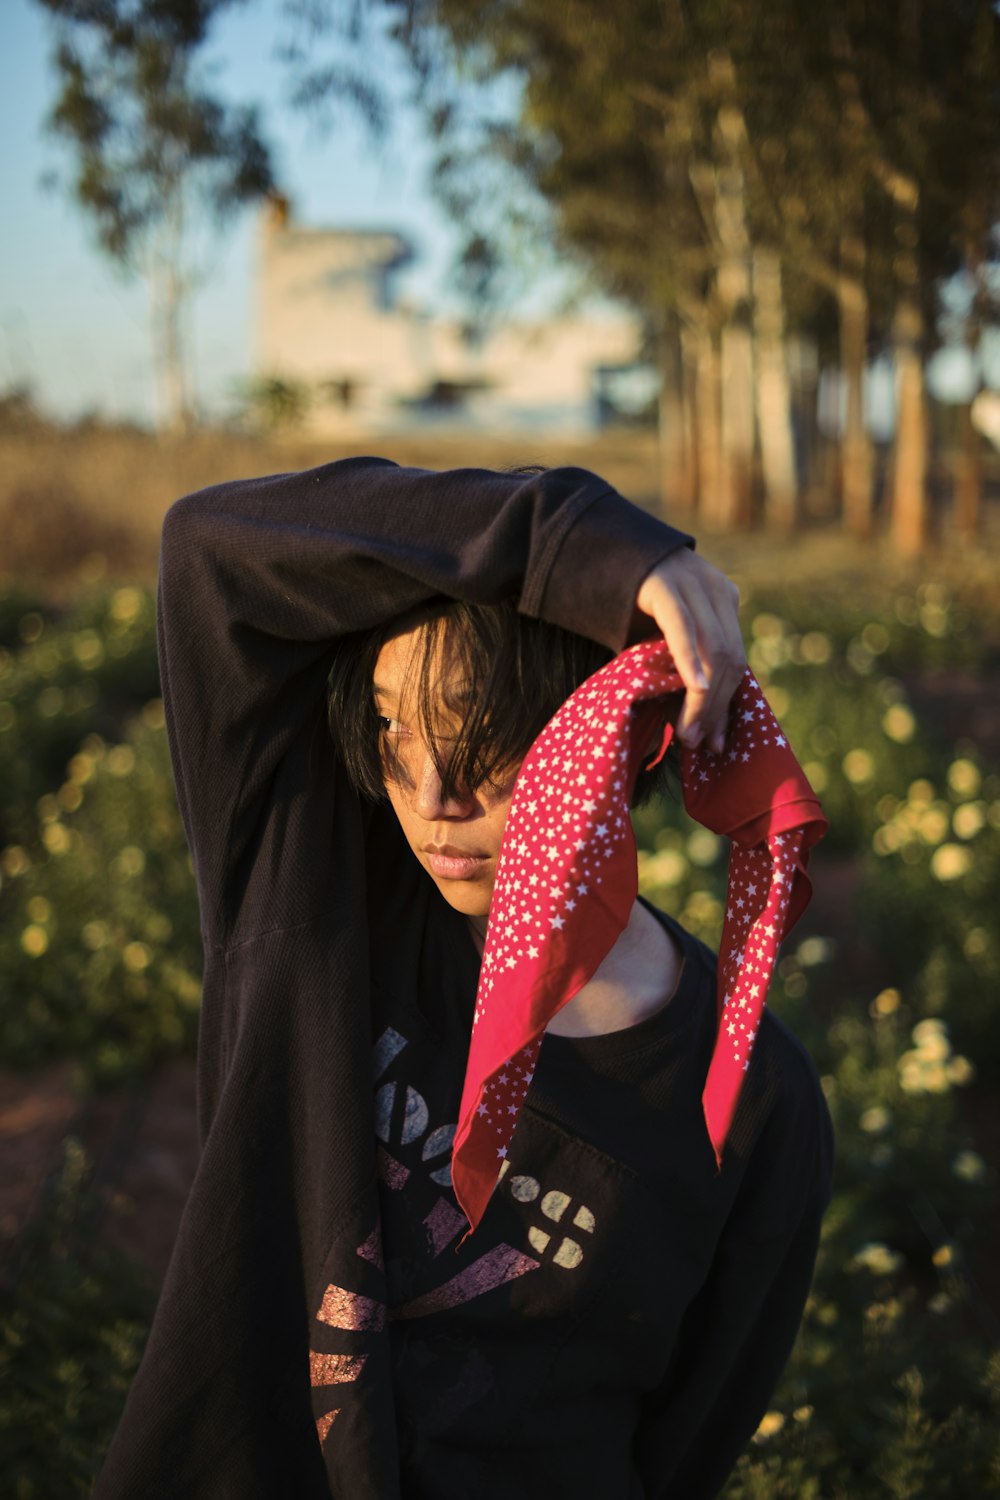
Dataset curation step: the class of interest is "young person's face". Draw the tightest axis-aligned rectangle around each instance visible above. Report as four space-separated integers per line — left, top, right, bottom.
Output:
374 620 521 940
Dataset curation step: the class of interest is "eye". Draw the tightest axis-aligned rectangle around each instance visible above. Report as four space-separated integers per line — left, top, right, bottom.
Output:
377 715 411 738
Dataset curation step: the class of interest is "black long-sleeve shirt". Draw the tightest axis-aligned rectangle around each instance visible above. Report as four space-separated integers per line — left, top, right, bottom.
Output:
94 458 832 1500
368 853 832 1500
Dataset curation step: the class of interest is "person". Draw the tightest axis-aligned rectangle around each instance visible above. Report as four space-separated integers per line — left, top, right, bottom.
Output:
94 457 834 1500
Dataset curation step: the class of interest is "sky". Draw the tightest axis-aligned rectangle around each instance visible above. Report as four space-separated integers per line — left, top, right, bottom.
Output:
0 0 467 424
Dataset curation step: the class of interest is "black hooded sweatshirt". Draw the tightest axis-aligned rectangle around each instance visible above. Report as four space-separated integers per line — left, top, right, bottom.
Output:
93 458 833 1500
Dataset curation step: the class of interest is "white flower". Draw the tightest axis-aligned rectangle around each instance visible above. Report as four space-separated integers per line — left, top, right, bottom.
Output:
931 843 971 881
754 1410 785 1440
859 1106 892 1135
882 704 916 743
947 758 981 798
851 1242 904 1276
951 1150 987 1185
842 749 875 786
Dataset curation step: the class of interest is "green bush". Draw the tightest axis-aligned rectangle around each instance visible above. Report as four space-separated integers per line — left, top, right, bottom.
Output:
723 971 999 1497
0 587 160 844
633 577 1000 1495
858 759 1000 1086
0 1138 155 1499
0 706 201 1085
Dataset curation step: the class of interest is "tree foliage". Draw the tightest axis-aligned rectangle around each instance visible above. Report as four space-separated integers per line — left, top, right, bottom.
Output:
36 0 274 428
384 0 1000 336
357 0 1000 542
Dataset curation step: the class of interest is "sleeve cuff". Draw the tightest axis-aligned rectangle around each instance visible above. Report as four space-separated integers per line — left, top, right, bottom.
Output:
530 489 695 652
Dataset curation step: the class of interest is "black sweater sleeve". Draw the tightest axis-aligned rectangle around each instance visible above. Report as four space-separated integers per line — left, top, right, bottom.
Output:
156 456 692 952
633 1027 835 1500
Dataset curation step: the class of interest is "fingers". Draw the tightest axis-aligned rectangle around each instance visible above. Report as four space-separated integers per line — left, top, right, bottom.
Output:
688 577 744 755
635 553 746 754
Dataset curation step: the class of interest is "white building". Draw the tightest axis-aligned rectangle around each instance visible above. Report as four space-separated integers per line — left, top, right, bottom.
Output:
254 200 651 435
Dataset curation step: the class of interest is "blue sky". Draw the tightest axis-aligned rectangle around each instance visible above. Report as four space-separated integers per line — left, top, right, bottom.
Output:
0 0 465 423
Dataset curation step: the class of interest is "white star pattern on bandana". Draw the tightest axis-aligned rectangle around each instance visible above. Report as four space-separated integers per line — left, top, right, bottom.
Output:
451 641 826 1235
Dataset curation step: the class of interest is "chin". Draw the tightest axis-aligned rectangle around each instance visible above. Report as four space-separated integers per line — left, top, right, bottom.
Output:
432 879 492 920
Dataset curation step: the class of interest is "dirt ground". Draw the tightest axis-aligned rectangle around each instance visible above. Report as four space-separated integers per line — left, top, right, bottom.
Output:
0 1058 199 1287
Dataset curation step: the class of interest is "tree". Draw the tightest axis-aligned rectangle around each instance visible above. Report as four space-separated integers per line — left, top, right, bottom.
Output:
368 0 1000 547
36 0 274 430
387 1 822 526
59 0 997 544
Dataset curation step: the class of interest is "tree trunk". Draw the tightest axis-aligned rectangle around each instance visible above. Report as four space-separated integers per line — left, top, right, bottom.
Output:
707 58 755 530
838 237 873 536
692 321 725 527
720 319 754 527
829 27 874 535
752 249 798 531
679 319 701 515
162 264 189 433
889 0 930 557
890 290 929 557
955 250 985 540
787 338 820 502
839 280 873 536
150 184 191 433
954 400 982 540
657 313 695 513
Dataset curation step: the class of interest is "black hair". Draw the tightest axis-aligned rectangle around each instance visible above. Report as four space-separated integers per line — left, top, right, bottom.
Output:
325 596 678 808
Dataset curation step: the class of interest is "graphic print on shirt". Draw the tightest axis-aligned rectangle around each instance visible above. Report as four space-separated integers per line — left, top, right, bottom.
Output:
308 978 764 1461
497 1158 597 1270
313 924 793 1469
375 1075 456 1189
373 1025 466 1258
313 990 701 1459
310 1020 548 1452
308 1203 391 1451
372 1025 602 1307
372 1026 542 1312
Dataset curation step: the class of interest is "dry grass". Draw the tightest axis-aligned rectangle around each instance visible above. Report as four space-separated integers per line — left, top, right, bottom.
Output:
1 418 998 606
0 422 665 591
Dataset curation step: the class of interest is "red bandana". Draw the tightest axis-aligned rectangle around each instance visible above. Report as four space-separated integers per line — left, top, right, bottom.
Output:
451 639 827 1234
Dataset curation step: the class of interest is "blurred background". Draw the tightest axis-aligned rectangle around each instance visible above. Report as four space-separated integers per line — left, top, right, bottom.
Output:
2 1 1000 1495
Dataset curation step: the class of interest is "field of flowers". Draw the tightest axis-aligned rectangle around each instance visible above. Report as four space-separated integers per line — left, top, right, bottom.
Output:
635 577 1000 1496
2 568 999 1496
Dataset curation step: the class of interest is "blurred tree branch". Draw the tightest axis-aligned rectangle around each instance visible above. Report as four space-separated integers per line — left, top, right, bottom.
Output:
35 0 275 431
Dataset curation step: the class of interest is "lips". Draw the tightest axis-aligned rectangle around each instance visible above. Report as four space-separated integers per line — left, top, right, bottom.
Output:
423 844 490 880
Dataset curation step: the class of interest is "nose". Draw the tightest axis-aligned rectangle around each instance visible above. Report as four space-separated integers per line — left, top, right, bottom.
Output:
410 744 476 820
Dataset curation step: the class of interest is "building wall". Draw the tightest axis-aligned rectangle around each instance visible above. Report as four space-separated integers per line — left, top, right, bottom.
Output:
254 212 644 434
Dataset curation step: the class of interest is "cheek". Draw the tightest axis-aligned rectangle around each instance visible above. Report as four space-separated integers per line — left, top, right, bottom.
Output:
382 781 413 841
378 732 415 791
485 785 519 845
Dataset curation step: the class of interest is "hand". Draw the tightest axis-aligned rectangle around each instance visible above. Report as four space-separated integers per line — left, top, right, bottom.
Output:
634 550 745 755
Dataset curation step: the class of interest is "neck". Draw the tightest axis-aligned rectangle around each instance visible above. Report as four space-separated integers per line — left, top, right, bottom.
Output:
464 900 682 1038
545 899 683 1037
467 913 488 955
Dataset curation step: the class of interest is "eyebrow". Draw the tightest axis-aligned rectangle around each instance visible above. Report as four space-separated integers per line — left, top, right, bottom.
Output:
373 682 474 706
